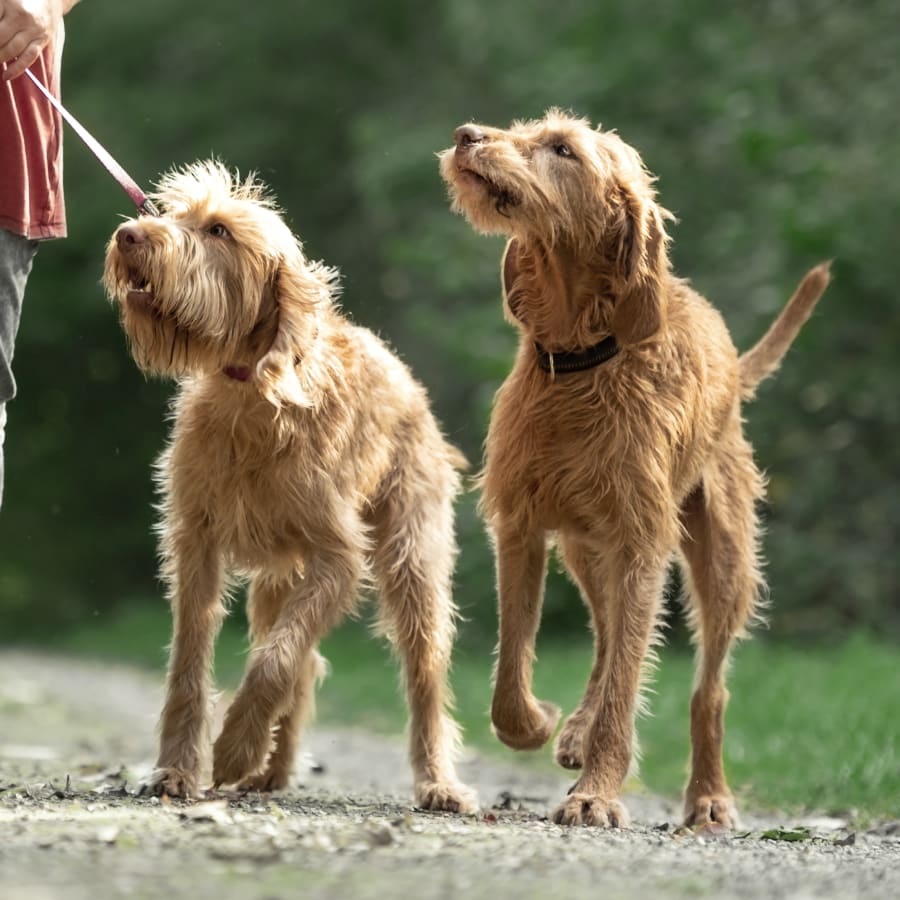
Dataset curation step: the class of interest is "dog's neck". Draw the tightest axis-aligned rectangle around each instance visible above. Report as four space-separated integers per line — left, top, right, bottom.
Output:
222 354 306 383
222 315 317 387
220 315 278 384
220 293 317 386
507 238 614 352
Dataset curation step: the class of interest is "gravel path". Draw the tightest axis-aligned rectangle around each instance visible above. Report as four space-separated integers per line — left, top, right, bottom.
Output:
1 650 897 899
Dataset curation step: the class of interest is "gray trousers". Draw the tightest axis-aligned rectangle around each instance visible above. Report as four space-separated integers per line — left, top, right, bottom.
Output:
0 229 39 510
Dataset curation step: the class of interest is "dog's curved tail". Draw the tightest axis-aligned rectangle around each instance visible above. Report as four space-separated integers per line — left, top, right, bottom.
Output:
739 262 831 399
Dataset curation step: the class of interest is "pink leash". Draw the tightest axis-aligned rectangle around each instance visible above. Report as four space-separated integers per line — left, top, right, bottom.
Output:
25 68 159 217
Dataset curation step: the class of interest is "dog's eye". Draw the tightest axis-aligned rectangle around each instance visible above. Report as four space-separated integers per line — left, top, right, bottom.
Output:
553 143 575 159
207 223 230 238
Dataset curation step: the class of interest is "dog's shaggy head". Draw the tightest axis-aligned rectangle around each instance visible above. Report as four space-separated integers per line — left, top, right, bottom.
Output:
439 110 674 345
104 160 336 406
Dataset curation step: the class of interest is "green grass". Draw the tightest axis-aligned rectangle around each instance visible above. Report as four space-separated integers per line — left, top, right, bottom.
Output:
26 604 899 820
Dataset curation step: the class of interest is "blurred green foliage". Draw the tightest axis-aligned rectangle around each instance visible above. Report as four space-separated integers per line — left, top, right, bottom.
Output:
1 0 898 643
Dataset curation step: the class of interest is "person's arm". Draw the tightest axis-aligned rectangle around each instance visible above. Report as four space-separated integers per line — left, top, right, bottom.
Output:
0 0 81 82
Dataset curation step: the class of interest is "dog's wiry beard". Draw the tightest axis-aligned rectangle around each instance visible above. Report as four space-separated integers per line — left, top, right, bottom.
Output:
450 168 578 249
105 228 266 378
110 271 239 379
120 305 205 377
449 181 522 235
439 146 526 235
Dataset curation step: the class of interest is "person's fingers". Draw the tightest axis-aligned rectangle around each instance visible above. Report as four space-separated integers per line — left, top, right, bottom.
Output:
0 23 26 58
1 39 44 80
0 2 57 79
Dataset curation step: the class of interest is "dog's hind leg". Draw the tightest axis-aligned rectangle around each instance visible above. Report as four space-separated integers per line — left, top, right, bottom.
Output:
489 518 562 751
678 428 765 829
212 512 364 789
551 546 667 828
370 460 478 813
553 535 611 770
236 578 327 792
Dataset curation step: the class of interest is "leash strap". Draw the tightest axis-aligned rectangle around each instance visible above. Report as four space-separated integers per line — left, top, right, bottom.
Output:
24 68 158 216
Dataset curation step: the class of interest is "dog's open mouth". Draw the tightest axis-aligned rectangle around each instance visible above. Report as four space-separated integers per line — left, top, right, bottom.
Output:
457 165 492 188
455 164 519 216
457 164 500 195
126 268 156 308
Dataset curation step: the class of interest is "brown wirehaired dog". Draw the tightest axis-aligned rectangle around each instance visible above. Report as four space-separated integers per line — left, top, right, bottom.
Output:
439 110 828 828
103 161 477 813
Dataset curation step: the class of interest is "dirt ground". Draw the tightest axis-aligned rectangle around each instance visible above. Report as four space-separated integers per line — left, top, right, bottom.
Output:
1 650 897 899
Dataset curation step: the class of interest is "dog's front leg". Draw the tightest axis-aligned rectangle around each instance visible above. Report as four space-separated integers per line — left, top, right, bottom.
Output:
552 554 665 827
490 522 561 750
147 539 226 799
212 545 362 788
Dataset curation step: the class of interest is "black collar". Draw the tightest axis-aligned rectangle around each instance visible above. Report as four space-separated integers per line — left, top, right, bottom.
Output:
534 334 619 374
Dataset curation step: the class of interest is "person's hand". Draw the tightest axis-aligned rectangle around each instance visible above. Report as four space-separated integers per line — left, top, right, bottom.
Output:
0 0 65 81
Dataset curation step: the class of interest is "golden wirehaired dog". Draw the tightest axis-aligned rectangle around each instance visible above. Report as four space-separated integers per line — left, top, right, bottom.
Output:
439 110 829 828
103 161 477 813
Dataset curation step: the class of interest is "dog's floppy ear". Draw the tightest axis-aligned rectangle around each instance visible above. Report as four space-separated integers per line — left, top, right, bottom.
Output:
256 253 329 408
608 185 670 345
501 237 527 325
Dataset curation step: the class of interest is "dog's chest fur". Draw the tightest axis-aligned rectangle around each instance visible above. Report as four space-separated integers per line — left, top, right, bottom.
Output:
482 294 740 535
158 366 403 574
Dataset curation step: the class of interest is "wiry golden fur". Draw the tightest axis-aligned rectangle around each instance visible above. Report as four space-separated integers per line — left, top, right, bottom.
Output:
104 161 477 813
440 110 829 828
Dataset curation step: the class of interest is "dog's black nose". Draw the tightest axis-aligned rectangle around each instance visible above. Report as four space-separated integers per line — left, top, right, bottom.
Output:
455 124 485 149
116 224 146 250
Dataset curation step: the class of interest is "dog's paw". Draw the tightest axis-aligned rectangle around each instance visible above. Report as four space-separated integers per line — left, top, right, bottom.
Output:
236 767 292 794
551 792 629 828
683 792 737 829
491 697 561 751
211 725 269 788
553 715 586 769
416 780 479 814
141 766 200 800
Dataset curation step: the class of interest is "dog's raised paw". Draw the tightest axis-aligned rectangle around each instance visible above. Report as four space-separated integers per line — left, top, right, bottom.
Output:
491 697 562 751
552 793 629 828
416 780 479 815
